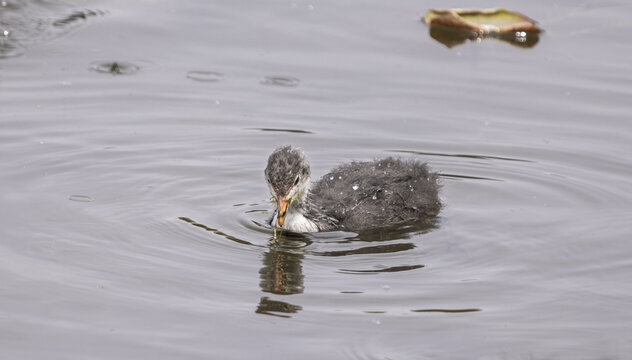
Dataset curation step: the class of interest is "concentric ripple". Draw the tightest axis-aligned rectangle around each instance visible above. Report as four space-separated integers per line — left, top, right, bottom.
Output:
89 61 140 75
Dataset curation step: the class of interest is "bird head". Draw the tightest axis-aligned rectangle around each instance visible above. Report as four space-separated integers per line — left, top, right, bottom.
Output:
265 146 311 227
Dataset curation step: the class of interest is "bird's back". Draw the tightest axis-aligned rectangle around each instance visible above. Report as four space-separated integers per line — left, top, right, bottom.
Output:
310 157 441 232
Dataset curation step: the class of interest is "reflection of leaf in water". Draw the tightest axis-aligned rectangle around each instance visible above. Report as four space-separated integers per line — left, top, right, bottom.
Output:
256 296 302 318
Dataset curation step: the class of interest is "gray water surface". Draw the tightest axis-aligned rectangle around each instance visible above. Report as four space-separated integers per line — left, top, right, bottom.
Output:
2 0 632 359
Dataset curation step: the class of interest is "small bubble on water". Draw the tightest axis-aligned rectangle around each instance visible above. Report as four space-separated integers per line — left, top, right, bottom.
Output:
329 176 334 180
371 319 381 325
352 184 359 191
381 284 390 291
372 195 377 200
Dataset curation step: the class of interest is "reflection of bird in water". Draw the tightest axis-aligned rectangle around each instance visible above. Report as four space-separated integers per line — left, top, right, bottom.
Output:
265 146 441 233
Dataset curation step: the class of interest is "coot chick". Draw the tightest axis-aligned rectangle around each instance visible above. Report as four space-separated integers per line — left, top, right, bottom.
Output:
265 146 441 233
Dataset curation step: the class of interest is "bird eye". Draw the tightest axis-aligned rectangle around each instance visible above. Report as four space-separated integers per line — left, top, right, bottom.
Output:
294 176 300 186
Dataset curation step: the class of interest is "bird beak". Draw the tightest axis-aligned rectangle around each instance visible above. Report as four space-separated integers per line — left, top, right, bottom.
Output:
276 195 289 226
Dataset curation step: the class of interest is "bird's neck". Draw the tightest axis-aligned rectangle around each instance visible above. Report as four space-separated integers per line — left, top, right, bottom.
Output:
282 195 319 233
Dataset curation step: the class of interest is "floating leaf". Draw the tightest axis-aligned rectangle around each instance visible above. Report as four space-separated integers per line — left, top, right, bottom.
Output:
423 8 542 48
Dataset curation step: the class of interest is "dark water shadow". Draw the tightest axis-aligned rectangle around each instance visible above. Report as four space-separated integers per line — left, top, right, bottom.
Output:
245 127 313 134
439 173 501 182
260 235 310 295
182 213 438 318
312 242 416 257
388 149 532 163
338 264 424 275
256 234 311 318
0 37 27 59
52 9 105 28
411 308 481 313
180 216 308 317
320 217 439 245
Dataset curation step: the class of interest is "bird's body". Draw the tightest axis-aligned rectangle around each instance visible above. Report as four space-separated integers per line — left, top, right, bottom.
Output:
265 146 441 233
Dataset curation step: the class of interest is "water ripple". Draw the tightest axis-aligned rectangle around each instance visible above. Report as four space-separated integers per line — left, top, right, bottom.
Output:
246 127 313 134
68 194 93 203
338 264 424 274
0 3 105 59
186 70 224 82
260 75 300 87
410 308 481 313
179 216 262 247
89 61 140 75
388 149 532 162
52 9 106 28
